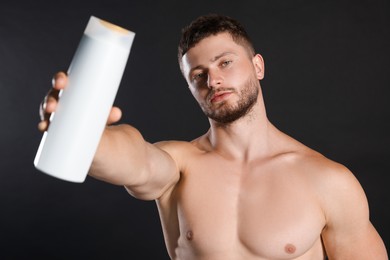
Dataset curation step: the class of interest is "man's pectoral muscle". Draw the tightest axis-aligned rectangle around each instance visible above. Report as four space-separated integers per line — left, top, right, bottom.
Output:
157 141 328 259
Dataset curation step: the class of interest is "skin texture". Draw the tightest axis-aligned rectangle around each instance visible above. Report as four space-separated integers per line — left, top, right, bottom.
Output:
40 32 388 259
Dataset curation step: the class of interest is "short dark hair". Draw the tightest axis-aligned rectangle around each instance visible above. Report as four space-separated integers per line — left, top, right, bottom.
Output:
178 14 255 70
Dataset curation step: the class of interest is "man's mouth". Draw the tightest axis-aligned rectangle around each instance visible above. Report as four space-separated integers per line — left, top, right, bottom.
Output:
210 91 233 103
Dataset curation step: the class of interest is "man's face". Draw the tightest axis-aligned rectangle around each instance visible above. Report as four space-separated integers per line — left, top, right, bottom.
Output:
181 32 264 124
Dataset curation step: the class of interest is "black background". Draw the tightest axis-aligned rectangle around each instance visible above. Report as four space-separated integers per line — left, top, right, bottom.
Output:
1 0 389 259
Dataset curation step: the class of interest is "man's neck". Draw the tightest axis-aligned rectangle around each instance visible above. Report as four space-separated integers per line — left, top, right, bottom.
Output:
206 101 275 162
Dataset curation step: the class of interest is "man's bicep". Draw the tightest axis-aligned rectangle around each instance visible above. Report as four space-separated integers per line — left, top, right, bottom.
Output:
125 141 180 201
320 167 387 259
322 221 387 259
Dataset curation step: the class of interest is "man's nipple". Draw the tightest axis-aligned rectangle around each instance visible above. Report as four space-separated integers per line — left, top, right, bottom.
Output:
285 243 296 254
186 230 194 241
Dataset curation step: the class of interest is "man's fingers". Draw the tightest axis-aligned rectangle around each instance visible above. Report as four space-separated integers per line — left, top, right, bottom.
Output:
38 71 67 132
45 95 59 113
107 107 122 125
39 89 60 121
39 72 121 132
40 71 65 120
38 121 48 132
52 71 68 90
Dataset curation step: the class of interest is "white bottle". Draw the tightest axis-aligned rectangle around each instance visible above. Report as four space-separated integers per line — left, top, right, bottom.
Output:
34 16 135 183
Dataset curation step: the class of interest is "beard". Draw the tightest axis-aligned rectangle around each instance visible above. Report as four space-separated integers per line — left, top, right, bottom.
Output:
200 76 259 124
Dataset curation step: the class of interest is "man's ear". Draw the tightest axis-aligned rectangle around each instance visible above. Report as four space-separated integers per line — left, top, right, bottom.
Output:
253 54 265 80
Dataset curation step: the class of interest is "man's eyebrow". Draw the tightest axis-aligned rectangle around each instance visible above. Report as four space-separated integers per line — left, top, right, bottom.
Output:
210 52 235 62
190 52 236 74
190 64 204 72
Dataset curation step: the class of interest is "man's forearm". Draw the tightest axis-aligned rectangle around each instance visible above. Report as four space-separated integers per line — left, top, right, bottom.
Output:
88 124 149 186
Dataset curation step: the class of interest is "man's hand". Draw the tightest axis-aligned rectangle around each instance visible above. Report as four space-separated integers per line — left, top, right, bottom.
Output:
38 71 122 132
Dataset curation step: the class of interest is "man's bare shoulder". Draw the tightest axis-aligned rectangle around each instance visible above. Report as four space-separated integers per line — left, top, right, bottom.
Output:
154 137 205 154
285 138 366 211
153 136 208 166
280 138 386 258
275 132 349 173
289 145 349 178
272 134 359 194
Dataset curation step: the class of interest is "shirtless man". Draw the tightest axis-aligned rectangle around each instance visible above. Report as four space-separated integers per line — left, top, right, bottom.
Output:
38 14 388 259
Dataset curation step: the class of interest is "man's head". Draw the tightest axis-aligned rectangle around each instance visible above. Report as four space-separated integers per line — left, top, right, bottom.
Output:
178 14 264 125
178 14 255 74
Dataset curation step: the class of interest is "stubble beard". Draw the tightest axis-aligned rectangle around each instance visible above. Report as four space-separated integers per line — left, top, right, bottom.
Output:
200 76 260 125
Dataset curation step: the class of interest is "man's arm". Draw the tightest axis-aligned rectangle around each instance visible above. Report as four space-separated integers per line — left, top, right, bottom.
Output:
39 72 180 201
320 164 388 259
90 124 180 200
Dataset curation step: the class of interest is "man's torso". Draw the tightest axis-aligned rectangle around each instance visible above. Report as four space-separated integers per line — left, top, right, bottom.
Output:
156 134 329 259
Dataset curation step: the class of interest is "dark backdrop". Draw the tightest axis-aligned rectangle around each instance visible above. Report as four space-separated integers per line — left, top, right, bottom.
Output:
1 0 389 259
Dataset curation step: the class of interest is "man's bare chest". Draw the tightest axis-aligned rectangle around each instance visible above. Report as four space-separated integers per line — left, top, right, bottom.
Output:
169 157 326 259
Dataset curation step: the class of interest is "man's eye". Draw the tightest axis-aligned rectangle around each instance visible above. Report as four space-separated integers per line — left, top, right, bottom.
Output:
192 73 205 81
221 60 232 67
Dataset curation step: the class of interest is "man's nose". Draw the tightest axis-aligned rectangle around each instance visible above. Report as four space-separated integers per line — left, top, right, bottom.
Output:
207 70 222 89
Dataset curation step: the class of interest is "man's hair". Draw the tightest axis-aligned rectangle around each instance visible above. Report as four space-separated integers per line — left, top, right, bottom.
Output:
178 14 256 72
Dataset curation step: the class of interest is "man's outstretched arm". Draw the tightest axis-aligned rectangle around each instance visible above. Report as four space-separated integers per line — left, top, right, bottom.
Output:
39 72 180 200
91 124 180 200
